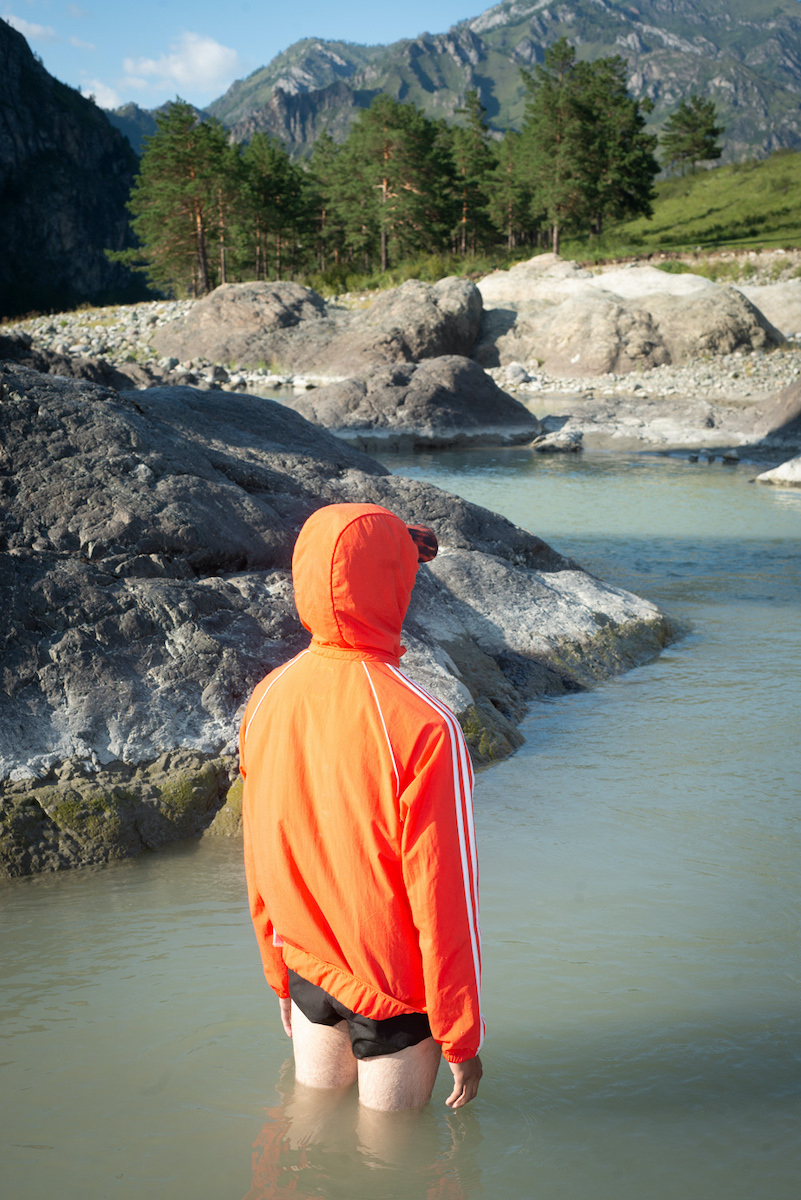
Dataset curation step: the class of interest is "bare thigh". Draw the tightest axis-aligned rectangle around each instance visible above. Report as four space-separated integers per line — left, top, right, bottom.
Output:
356 1036 441 1112
290 1000 358 1089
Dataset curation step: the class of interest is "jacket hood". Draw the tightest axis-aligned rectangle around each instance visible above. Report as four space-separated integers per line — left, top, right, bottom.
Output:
292 503 420 661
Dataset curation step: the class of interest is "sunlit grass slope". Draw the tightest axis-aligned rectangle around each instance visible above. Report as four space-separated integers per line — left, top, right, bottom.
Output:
567 149 801 260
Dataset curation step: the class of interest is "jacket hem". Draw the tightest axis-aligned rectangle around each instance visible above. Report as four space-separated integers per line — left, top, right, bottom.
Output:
282 944 423 1021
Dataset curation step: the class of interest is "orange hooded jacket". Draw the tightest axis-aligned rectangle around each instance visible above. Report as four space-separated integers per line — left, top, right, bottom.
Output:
239 503 483 1064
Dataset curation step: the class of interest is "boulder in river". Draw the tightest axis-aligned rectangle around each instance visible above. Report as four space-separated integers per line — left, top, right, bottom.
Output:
473 255 785 377
756 455 801 486
281 355 542 450
151 277 482 380
0 363 672 876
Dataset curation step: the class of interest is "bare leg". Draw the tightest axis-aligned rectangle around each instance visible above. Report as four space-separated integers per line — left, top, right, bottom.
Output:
290 1001 358 1090
356 1036 441 1112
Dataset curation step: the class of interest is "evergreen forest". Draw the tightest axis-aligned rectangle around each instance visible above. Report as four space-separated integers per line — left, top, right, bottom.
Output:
117 41 683 298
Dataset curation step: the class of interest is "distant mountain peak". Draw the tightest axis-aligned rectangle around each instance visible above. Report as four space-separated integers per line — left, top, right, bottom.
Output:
116 2 801 162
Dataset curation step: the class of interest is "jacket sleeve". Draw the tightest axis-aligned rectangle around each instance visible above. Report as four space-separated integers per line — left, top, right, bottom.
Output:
399 717 484 1063
240 727 289 999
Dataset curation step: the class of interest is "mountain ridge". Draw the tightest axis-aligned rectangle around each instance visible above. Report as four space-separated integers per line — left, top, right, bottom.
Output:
189 0 801 159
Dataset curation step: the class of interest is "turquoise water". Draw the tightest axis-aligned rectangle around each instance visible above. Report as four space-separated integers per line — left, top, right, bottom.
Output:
2 450 800 1199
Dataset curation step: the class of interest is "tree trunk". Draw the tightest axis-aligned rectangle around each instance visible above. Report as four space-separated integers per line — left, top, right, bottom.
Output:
552 222 560 256
218 188 227 285
319 206 327 273
194 204 209 295
381 175 389 273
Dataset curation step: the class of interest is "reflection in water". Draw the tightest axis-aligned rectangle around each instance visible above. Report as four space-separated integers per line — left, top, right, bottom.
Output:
245 1062 481 1200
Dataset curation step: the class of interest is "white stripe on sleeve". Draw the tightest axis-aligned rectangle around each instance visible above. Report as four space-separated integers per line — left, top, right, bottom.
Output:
386 665 483 1048
243 651 309 745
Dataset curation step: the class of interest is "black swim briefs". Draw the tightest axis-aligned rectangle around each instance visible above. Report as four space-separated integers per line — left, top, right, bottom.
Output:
287 969 432 1060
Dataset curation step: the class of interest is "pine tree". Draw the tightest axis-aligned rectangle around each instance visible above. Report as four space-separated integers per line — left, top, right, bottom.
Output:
661 95 724 175
581 56 658 236
340 96 453 272
450 90 496 255
123 100 233 296
307 130 342 273
320 128 381 272
240 134 311 280
213 141 246 285
485 131 531 250
520 39 659 252
520 40 594 255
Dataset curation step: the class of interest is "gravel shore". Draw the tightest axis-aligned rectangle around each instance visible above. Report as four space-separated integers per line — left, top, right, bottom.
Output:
5 295 801 404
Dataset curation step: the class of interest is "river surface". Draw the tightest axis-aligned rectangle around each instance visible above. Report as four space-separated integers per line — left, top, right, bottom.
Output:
2 450 800 1200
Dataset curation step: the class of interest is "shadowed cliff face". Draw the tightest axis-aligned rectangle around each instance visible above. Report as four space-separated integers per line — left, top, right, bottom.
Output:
0 20 146 318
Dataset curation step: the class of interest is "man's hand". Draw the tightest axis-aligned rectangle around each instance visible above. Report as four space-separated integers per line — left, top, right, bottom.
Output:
279 996 292 1038
445 1055 482 1109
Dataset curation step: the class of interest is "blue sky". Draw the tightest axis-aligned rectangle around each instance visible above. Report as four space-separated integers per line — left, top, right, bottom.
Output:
3 1 486 110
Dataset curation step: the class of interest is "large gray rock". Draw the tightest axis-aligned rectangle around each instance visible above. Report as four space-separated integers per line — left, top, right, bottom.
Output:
754 380 801 443
151 277 483 379
0 364 671 875
150 281 332 369
643 287 784 361
282 356 541 450
475 291 671 375
736 280 801 339
474 255 785 377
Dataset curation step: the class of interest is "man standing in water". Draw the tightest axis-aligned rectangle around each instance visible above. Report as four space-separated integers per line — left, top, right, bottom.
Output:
240 502 483 1112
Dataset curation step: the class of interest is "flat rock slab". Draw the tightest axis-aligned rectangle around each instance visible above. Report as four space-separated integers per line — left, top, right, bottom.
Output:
477 255 716 304
0 363 672 875
530 393 777 451
151 277 482 379
282 356 542 450
474 255 784 377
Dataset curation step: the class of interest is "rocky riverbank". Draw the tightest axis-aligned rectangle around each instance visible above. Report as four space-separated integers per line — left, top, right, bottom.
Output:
4 255 801 457
5 293 801 410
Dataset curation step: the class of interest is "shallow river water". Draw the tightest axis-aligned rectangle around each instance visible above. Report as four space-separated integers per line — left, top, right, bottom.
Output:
2 450 800 1200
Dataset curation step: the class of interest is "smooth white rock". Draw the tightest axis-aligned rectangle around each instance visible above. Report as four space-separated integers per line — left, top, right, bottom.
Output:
756 455 801 486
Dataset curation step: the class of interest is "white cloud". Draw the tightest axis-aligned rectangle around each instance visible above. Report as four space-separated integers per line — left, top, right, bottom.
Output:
68 4 90 16
123 31 242 93
4 13 59 41
121 75 149 91
70 35 95 49
80 79 120 109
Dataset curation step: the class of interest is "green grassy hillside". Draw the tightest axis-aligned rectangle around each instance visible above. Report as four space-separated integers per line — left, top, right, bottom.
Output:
563 149 801 261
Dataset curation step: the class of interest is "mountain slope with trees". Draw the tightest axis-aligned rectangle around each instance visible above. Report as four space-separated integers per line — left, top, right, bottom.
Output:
118 52 660 297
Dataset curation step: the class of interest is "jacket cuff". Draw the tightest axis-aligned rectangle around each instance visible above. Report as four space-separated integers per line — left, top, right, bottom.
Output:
442 1048 479 1064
